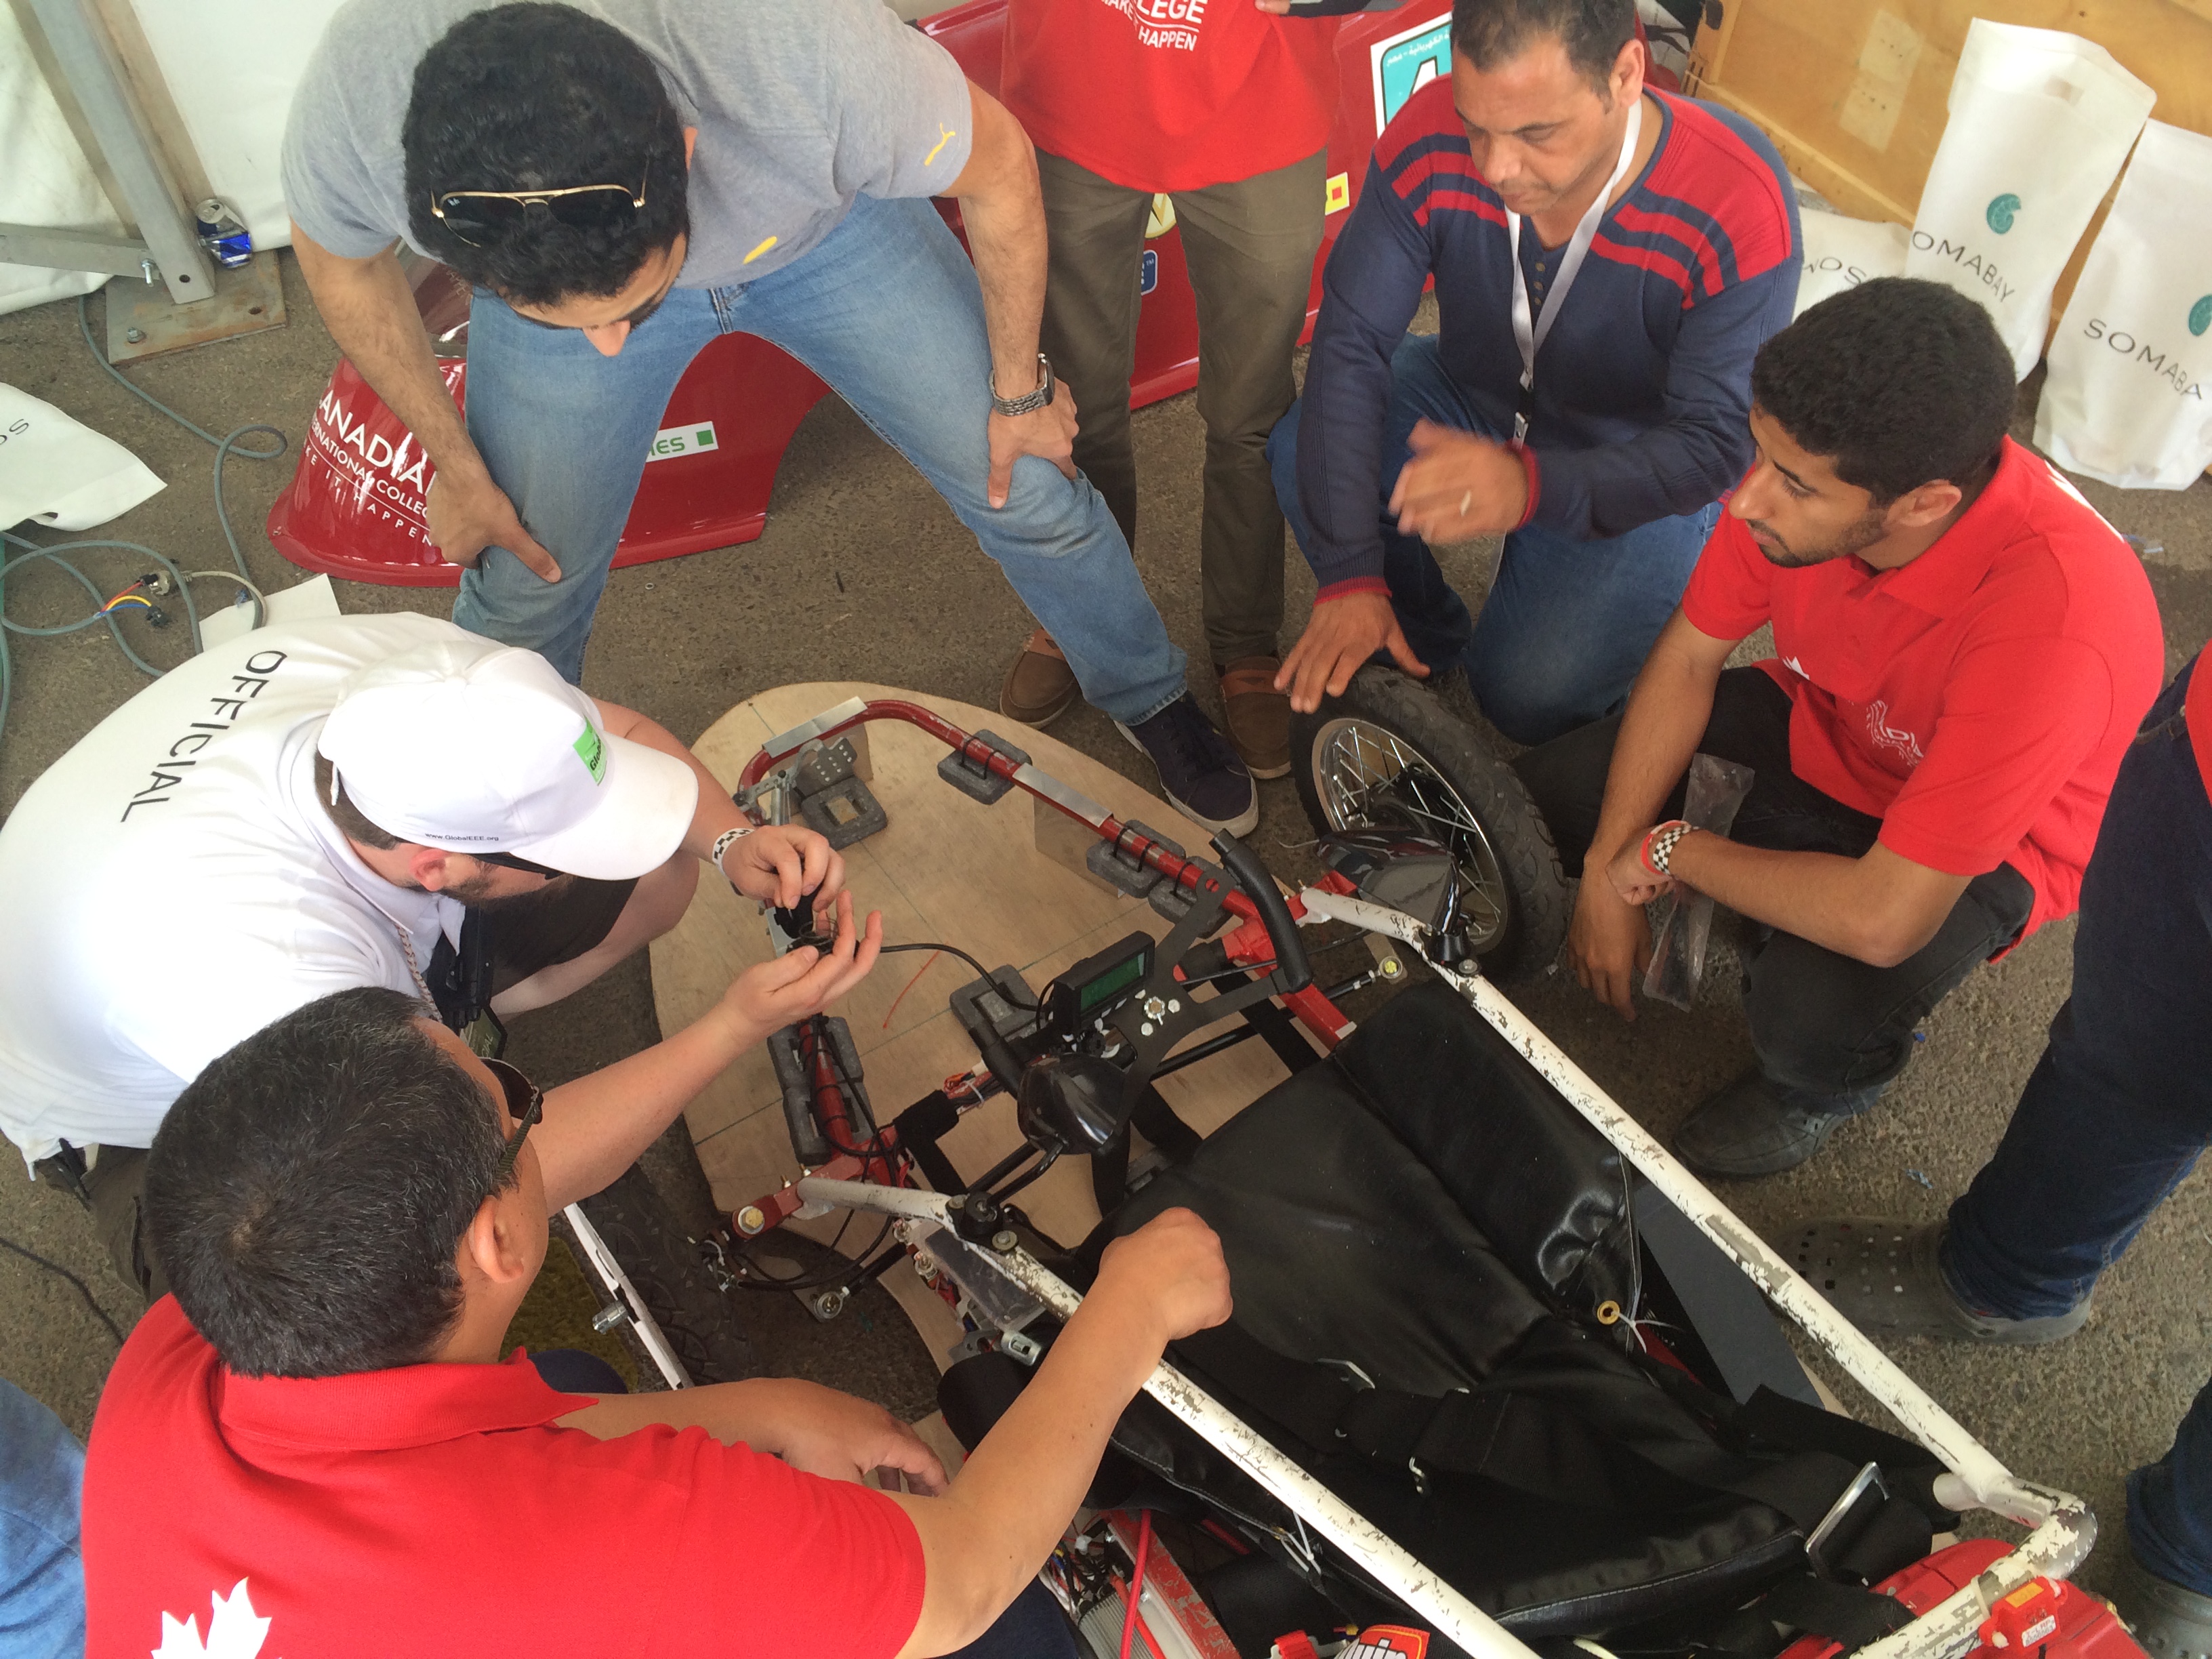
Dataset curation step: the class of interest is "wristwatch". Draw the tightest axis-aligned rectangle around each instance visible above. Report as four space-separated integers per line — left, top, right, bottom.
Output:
989 354 1055 417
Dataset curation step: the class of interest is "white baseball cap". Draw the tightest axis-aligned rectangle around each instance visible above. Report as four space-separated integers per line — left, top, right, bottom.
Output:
316 635 698 881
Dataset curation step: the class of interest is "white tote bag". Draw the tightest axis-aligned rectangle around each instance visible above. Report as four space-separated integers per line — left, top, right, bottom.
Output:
1795 210 1909 318
2034 121 2212 489
1906 20 2154 380
0 384 165 531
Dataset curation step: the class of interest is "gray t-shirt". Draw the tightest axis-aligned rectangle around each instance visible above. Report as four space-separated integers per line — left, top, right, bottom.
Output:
281 0 975 288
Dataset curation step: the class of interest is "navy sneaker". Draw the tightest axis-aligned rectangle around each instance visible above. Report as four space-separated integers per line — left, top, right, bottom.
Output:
1115 695 1258 838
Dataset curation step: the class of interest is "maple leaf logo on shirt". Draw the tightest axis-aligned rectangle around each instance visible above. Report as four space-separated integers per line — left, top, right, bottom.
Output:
152 1580 274 1659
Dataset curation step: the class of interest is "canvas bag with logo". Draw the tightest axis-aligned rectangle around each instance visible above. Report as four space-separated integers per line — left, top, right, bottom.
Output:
2034 120 2212 490
1906 20 2154 380
1795 209 1908 319
0 383 163 531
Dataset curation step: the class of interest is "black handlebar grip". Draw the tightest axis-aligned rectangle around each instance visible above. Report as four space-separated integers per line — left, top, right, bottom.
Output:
1210 832 1312 995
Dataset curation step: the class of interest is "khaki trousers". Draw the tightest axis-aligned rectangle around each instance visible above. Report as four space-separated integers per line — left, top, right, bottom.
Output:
1037 148 1327 666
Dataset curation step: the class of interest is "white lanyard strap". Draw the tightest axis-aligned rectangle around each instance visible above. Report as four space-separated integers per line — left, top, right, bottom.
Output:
1507 96 1643 440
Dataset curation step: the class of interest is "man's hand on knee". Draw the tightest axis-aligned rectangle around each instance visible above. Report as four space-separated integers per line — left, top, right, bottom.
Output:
1388 419 1530 543
1276 589 1428 713
426 469 562 582
985 380 1080 510
722 824 846 911
1566 881 1650 1020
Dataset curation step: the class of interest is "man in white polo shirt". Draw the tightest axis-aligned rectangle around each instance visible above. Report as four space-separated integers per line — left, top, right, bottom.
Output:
0 613 877 1297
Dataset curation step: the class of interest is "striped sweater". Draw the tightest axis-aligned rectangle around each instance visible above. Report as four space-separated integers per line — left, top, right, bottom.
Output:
1298 81 1800 593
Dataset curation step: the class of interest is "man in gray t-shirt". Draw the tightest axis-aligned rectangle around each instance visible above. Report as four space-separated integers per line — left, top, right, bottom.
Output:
282 0 1258 838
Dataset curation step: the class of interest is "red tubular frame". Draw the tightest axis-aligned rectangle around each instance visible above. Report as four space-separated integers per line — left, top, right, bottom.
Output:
731 699 1354 1234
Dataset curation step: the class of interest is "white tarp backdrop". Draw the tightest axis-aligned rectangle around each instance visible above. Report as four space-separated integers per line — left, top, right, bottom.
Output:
2034 120 2212 490
1906 20 2156 382
0 0 343 317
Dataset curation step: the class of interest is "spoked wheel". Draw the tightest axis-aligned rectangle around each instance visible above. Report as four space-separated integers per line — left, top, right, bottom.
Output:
1292 667 1570 983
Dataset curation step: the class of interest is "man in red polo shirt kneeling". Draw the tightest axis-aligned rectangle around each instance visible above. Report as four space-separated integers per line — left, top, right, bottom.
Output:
81 987 1230 1658
1513 277 2163 1179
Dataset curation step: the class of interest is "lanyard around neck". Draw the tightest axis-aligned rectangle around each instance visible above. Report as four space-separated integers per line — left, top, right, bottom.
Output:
1506 96 1643 441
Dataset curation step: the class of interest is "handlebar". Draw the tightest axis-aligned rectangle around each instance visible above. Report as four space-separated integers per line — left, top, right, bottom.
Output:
1211 832 1311 996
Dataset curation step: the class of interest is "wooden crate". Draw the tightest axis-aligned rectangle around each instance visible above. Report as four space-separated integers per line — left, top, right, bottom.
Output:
1685 0 2212 325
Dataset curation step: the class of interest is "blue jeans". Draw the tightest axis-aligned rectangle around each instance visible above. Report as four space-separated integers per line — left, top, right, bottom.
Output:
0 1380 83 1659
954 1581 1083 1659
1267 331 1718 745
455 193 1187 722
1938 656 2212 1592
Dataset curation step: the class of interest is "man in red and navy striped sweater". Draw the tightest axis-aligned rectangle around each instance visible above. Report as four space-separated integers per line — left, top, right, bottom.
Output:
1269 0 1799 745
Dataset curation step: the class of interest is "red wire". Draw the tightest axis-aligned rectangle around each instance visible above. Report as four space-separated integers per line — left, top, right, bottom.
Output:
1119 1511 1155 1659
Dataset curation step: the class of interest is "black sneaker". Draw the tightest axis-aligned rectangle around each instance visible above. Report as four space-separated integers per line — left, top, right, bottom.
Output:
2115 1538 2212 1659
1673 1068 1875 1178
1116 695 1258 838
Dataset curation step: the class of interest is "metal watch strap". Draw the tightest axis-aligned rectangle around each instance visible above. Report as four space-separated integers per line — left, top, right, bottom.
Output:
989 353 1054 417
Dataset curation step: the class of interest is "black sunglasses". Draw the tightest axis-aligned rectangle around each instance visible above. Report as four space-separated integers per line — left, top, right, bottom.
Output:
430 164 651 248
474 849 563 878
484 1057 544 1186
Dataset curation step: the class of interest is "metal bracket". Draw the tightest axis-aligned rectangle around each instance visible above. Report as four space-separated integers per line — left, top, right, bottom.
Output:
20 0 214 308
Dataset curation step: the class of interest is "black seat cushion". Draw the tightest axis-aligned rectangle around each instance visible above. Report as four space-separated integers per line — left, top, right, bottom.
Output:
1070 983 1807 1634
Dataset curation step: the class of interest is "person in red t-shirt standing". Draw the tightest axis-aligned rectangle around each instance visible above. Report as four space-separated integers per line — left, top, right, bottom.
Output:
1511 279 2164 1179
994 0 1351 778
82 987 1231 1659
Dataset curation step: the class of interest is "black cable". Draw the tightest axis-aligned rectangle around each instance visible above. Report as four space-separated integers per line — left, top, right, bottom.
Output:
0 1234 123 1345
879 941 1038 1009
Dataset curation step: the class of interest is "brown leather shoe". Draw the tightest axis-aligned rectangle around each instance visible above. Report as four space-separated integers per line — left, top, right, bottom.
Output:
1000 628 1078 726
1217 656 1292 779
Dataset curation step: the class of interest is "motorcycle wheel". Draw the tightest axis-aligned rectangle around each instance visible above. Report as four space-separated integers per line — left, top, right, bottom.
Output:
572 1165 758 1386
1292 666 1570 983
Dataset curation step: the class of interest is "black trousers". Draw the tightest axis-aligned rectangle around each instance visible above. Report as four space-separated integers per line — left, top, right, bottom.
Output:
1512 669 2034 1105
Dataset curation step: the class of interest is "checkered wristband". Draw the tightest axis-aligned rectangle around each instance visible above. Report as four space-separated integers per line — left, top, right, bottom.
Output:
1639 820 1694 878
710 825 754 880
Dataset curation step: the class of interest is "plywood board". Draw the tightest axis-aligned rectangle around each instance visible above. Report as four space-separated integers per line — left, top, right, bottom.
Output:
649 684 1316 1275
1687 0 2212 321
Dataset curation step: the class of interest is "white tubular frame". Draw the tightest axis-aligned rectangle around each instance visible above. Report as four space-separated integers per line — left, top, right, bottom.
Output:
796 1178 1535 1659
1295 888 2094 1659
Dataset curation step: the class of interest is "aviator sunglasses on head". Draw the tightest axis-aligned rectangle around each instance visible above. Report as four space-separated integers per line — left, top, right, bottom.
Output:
430 163 650 248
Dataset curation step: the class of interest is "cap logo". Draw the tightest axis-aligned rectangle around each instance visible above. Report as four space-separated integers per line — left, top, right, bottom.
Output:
573 723 607 783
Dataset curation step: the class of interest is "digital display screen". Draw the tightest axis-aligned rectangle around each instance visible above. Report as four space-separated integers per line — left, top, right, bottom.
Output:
1079 945 1151 1012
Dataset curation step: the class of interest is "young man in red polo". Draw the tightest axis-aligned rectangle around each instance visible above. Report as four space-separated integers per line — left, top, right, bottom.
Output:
993 0 1351 779
1513 278 2163 1178
81 987 1231 1658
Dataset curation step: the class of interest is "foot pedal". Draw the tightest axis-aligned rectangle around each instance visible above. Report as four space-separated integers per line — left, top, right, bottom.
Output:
788 737 886 849
1086 819 1184 901
937 730 1031 805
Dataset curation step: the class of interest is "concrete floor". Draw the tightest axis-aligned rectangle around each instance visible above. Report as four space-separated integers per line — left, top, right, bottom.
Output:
2 255 2208 1596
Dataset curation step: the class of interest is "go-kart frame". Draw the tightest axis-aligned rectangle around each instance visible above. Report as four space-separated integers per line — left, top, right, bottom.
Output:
725 695 2093 1659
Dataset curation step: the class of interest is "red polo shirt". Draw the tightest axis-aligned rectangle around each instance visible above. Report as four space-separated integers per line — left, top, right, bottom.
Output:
83 1298 925 1659
1000 0 1340 192
1682 438 2163 943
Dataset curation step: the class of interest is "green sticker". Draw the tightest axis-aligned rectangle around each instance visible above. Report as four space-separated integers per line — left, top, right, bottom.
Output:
573 722 607 783
1985 192 2021 234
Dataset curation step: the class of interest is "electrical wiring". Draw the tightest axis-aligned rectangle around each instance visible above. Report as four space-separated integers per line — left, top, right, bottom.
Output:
0 294 287 754
878 939 1038 1008
0 1233 123 1345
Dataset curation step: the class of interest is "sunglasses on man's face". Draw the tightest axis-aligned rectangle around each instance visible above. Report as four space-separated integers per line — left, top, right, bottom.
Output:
474 849 563 878
483 1057 544 1187
429 167 649 248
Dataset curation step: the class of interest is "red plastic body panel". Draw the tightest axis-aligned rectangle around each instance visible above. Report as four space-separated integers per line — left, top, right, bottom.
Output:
266 0 1453 586
1778 1540 2146 1659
